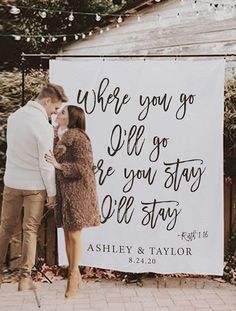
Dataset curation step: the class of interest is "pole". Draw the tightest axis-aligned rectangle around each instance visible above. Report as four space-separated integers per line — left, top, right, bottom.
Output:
21 53 236 58
21 53 26 107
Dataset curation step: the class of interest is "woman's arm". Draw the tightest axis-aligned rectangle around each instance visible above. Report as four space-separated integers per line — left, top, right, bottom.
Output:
45 131 93 179
60 133 92 179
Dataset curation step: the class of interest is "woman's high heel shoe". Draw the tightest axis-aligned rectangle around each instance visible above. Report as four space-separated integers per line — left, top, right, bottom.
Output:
65 270 82 298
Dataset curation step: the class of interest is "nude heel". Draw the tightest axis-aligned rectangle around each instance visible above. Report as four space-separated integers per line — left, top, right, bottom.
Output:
65 270 82 298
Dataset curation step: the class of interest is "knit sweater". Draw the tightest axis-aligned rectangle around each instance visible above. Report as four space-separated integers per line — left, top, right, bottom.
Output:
4 101 56 197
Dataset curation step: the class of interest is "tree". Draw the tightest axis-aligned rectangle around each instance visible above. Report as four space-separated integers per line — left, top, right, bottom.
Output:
0 0 124 69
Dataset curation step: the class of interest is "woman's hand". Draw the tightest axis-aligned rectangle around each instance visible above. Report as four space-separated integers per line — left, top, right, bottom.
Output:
45 150 62 170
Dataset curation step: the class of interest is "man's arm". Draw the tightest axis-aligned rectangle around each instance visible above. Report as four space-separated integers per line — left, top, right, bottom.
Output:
36 124 56 198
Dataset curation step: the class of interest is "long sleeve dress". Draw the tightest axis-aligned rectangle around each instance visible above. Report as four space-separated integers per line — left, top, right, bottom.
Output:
54 128 100 231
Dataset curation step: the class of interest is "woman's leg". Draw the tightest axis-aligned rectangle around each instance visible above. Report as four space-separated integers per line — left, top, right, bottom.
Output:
63 229 71 266
65 229 82 298
68 230 81 272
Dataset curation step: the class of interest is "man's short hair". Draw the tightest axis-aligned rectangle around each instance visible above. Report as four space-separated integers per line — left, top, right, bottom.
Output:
37 83 68 102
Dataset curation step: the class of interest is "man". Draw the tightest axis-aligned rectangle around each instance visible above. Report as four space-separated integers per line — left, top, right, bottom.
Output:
0 83 68 290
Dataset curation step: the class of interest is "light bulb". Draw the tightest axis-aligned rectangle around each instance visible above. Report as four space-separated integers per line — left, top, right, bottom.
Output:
14 35 21 40
41 37 45 42
100 29 104 34
106 27 110 31
69 12 74 21
10 6 20 15
40 11 47 18
74 34 79 40
208 3 213 12
82 33 86 39
26 37 31 42
89 31 93 36
52 37 57 42
63 36 66 42
95 14 101 21
117 16 123 23
176 13 181 23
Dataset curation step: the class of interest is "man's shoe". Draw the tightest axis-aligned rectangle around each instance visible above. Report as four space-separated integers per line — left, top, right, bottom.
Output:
18 275 36 291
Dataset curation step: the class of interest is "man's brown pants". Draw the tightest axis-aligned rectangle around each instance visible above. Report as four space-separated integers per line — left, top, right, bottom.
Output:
0 186 46 274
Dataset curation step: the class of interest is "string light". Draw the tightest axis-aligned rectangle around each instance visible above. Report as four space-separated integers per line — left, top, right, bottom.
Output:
3 4 131 18
208 3 214 12
39 11 47 18
117 16 123 23
3 0 236 44
68 12 74 21
3 1 236 20
192 1 197 9
9 6 20 15
95 14 101 21
213 4 221 15
14 35 21 40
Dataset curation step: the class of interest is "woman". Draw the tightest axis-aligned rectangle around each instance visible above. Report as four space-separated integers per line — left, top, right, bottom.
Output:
45 104 100 298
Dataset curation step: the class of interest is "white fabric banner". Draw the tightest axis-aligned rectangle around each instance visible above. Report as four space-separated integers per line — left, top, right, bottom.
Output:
50 59 225 275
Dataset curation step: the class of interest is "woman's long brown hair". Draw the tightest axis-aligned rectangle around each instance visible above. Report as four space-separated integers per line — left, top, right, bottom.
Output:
68 106 86 131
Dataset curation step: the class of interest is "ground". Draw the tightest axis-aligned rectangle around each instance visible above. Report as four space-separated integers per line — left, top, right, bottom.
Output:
1 277 236 311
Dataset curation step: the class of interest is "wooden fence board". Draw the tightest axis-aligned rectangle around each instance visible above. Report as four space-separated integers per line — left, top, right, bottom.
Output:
45 210 57 266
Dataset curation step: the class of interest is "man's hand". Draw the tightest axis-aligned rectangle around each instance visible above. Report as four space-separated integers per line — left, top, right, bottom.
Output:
45 196 57 209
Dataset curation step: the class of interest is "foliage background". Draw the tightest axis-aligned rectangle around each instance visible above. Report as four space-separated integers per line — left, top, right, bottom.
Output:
0 0 140 69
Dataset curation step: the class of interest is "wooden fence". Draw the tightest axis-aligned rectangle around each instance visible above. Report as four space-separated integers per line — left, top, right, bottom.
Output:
0 180 236 269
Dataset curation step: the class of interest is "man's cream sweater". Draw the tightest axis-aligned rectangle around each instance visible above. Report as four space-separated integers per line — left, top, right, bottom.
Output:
4 101 56 197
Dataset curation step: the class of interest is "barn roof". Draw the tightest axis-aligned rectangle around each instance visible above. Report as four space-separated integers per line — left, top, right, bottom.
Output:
59 0 236 71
